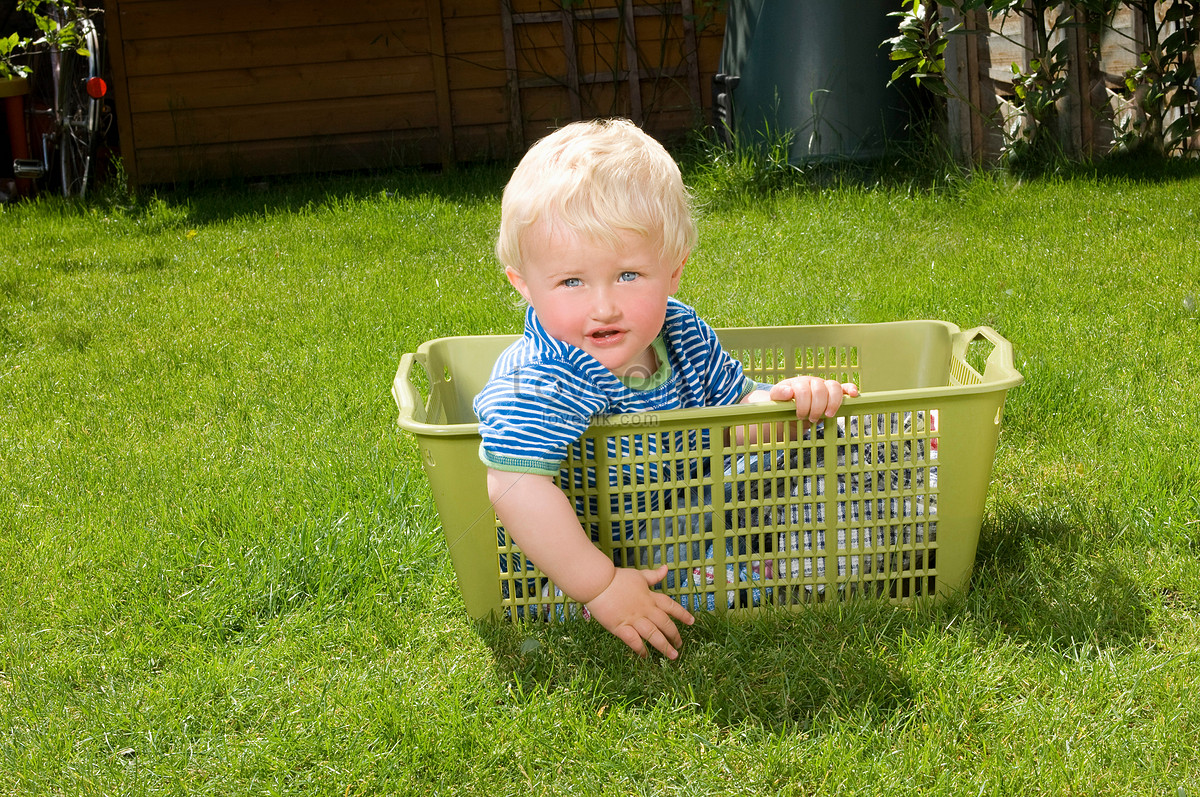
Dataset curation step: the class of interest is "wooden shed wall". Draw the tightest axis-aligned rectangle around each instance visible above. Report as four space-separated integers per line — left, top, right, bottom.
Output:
103 0 726 185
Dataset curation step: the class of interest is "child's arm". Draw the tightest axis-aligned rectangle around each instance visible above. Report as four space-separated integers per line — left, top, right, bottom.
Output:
486 468 695 659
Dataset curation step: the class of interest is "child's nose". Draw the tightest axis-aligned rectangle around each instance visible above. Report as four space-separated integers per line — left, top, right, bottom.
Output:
591 287 621 320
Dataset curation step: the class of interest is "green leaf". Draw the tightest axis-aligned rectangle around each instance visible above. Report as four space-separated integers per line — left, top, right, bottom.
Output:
890 61 919 82
1164 3 1190 22
1167 90 1197 109
923 77 951 98
1162 29 1189 52
1164 116 1198 145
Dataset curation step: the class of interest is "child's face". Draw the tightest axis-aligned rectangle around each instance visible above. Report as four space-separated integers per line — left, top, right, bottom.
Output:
507 224 684 379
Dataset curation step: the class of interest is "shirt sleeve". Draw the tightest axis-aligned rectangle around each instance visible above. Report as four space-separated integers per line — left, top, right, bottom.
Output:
472 362 607 474
692 312 755 407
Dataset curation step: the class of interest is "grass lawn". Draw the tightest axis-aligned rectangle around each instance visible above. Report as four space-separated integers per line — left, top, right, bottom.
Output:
2 159 1198 795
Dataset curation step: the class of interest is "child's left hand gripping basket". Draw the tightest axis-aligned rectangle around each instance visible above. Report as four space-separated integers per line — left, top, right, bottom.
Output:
394 321 1022 622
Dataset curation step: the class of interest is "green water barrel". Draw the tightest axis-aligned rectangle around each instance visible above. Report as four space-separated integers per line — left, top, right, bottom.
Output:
715 0 907 163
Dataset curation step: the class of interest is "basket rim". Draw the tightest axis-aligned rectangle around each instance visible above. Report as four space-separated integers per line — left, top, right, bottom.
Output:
395 320 1024 437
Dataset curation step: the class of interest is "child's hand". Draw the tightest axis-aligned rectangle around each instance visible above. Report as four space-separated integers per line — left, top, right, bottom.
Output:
769 376 859 425
585 565 695 659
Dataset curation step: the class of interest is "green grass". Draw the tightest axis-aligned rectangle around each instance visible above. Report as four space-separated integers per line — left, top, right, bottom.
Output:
2 161 1199 795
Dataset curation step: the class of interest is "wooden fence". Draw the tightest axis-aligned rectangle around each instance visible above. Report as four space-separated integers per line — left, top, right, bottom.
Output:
942 4 1200 163
102 0 725 185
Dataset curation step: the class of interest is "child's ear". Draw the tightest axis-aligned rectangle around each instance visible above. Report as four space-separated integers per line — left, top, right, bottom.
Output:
668 256 686 292
505 266 533 303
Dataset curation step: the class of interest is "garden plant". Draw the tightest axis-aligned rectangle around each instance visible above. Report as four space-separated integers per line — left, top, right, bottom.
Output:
0 0 93 81
887 0 1200 166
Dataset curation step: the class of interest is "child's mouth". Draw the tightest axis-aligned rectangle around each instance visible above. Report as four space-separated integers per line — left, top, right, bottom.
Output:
589 329 622 343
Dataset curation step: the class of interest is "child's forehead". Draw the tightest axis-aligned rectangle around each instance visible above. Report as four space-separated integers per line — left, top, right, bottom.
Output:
525 218 658 253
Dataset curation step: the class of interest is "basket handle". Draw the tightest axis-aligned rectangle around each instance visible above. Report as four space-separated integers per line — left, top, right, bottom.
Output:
393 352 428 424
957 326 1015 379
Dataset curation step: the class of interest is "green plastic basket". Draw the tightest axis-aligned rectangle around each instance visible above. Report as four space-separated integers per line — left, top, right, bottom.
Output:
394 321 1022 620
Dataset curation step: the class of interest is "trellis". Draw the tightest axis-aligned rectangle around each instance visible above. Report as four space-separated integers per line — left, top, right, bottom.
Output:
499 0 709 149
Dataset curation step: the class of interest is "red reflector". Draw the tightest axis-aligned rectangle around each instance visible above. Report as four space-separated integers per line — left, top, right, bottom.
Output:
86 77 107 99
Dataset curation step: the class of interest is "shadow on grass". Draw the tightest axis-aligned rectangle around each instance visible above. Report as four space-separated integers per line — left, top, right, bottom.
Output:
479 601 918 733
1063 149 1200 184
124 163 513 226
478 500 1159 732
970 500 1155 653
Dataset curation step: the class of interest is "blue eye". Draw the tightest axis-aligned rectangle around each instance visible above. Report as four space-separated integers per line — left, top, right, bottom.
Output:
562 277 582 288
618 271 638 282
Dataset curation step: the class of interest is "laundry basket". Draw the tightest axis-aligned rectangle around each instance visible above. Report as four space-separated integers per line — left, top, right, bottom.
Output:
394 321 1022 621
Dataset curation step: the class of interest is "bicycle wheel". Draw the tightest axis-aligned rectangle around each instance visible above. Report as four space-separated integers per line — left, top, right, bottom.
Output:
54 15 102 198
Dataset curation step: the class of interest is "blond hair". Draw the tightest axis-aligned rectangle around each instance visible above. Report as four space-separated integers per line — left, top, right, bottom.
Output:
496 119 697 272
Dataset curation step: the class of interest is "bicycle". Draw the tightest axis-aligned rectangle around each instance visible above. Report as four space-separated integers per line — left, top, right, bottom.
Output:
8 2 108 198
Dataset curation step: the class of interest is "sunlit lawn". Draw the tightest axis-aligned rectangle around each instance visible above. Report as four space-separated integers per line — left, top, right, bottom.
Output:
2 160 1198 795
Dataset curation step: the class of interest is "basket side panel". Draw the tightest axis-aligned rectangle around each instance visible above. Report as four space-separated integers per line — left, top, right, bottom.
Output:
859 323 955 392
821 403 944 602
717 323 956 392
925 391 1007 596
489 398 983 617
424 335 520 425
415 433 500 619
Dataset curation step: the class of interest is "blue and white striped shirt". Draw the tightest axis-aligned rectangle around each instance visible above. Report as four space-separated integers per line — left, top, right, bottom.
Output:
474 298 755 474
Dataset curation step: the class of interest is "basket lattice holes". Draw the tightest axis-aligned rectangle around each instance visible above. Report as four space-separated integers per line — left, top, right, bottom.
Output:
494 341 941 620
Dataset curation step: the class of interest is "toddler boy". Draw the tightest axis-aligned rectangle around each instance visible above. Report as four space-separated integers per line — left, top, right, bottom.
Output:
473 119 857 659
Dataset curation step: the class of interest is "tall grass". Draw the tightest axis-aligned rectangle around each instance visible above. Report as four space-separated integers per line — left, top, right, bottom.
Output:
1 160 1198 795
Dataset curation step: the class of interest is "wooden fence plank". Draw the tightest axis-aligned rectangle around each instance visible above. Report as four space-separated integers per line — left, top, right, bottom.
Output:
629 13 686 70
134 129 442 182
500 0 524 149
447 49 508 91
575 17 626 75
510 0 562 13
425 0 458 167
133 93 440 148
444 16 506 55
520 84 576 122
101 0 142 185
622 0 643 122
122 23 432 76
440 0 501 17
115 0 426 41
452 121 511 160
451 86 510 125
680 0 701 112
125 58 436 115
515 42 571 77
563 8 582 118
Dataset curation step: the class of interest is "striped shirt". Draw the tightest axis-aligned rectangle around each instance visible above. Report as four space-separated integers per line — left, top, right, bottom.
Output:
474 298 756 474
